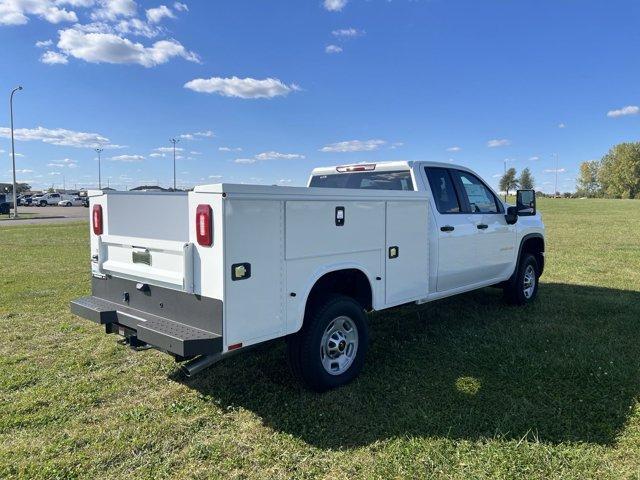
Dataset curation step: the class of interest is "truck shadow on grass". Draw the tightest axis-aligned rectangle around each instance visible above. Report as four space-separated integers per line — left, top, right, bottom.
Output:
176 283 640 449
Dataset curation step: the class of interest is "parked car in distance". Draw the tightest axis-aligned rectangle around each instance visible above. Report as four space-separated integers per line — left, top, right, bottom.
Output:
32 193 67 206
71 160 545 392
58 197 84 207
18 195 33 206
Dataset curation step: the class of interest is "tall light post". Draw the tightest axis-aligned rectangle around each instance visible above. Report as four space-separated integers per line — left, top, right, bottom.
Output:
10 86 23 219
553 153 559 198
170 138 179 190
95 146 103 189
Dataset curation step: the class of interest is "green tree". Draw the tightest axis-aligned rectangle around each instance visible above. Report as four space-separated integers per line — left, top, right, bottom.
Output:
518 167 535 190
0 182 31 195
499 167 519 197
599 142 640 198
576 160 600 197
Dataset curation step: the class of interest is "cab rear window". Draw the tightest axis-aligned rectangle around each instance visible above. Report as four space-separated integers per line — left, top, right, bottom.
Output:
309 170 414 191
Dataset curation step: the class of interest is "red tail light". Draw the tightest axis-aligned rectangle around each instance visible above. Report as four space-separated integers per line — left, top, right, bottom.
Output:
92 205 103 235
196 204 212 246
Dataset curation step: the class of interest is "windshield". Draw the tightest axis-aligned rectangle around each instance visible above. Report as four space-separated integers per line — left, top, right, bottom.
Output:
309 170 414 191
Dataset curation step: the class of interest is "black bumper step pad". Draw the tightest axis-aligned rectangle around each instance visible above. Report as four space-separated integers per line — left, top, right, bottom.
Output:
70 296 222 357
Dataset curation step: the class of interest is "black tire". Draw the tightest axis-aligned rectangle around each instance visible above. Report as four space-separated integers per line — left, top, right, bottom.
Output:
287 295 369 392
40 201 47 207
504 253 539 305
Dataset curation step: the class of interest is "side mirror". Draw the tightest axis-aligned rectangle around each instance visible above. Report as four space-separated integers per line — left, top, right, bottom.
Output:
516 189 536 216
505 206 518 225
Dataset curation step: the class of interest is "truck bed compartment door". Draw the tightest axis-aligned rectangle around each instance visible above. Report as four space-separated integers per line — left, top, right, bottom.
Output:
385 201 429 304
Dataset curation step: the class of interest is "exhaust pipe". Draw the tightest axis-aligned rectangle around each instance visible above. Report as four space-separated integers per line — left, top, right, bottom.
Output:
180 353 223 377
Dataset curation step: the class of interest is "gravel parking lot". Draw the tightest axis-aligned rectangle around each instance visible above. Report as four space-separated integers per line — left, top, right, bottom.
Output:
0 206 88 226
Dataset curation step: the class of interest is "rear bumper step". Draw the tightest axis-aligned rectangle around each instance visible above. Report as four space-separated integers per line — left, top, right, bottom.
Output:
71 295 222 357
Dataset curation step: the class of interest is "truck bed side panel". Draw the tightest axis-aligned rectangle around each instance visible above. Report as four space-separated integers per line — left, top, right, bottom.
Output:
384 200 429 305
224 199 286 347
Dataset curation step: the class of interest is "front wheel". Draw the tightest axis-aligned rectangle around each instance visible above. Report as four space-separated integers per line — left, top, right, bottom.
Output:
504 253 539 305
287 295 369 392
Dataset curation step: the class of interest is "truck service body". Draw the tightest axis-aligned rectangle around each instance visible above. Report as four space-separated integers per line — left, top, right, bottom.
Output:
71 161 545 391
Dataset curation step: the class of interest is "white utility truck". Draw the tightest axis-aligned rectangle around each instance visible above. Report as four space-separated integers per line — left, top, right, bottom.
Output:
71 161 545 391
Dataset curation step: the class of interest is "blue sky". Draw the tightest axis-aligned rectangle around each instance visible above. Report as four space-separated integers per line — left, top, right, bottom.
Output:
1 0 639 193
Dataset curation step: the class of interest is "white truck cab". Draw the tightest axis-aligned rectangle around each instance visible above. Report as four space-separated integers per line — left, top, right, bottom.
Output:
71 161 544 391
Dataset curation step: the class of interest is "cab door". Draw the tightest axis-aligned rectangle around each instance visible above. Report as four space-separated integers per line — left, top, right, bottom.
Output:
424 167 482 292
449 169 516 281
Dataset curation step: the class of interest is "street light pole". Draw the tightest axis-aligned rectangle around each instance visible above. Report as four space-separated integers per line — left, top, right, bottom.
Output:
10 86 23 219
170 138 179 190
95 146 103 190
553 153 559 198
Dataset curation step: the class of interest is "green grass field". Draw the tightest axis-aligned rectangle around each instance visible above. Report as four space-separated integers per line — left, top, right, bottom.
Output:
1 199 639 479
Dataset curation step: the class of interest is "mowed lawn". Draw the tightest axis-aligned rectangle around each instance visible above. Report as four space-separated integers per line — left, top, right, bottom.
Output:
1 199 639 479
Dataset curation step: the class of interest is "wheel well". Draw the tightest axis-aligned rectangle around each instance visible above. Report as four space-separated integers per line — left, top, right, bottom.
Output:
305 269 373 317
521 235 545 275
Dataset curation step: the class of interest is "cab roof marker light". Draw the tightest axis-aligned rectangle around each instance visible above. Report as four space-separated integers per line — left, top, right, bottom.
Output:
336 164 376 173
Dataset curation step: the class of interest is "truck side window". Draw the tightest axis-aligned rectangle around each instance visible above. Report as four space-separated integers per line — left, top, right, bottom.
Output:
425 167 461 213
452 171 500 213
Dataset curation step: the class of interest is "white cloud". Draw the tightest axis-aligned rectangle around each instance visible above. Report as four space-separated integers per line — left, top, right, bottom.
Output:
173 2 188 12
189 150 201 155
12 168 33 174
41 50 68 64
184 76 299 99
487 139 511 148
278 179 292 184
0 0 80 25
9 0 83 24
320 139 386 152
234 158 256 164
149 152 164 157
325 44 342 54
331 28 361 37
208 174 222 179
155 146 183 152
47 158 77 168
529 156 540 161
110 154 145 162
390 142 404 149
558 123 566 128
194 130 214 137
446 146 461 152
146 5 174 23
323 0 347 12
57 28 199 67
0 126 121 148
91 0 136 21
543 168 566 173
180 130 214 140
607 105 639 118
114 17 161 38
219 146 241 152
254 151 305 160
8 152 25 157
492 173 502 178
35 39 53 47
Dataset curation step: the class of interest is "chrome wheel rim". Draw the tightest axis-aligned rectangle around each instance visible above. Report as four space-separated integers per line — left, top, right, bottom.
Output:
523 264 536 299
320 316 359 375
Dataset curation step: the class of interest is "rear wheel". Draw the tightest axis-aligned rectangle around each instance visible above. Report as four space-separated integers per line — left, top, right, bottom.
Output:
287 295 369 392
504 253 539 305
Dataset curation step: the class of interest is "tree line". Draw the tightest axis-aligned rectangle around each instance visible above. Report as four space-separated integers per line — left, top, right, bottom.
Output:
576 142 640 198
499 167 535 196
